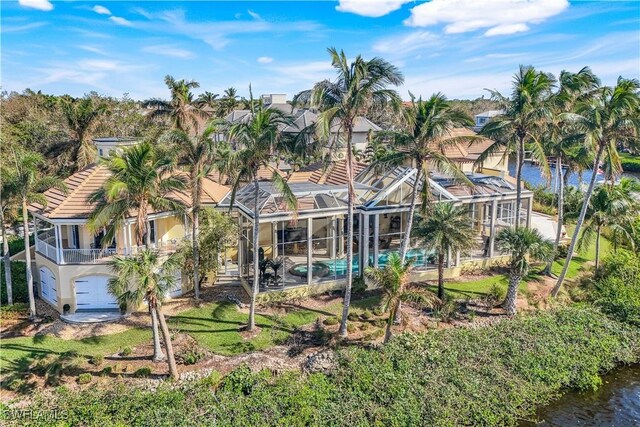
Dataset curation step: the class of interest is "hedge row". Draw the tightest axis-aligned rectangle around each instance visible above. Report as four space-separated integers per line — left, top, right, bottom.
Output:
0 261 28 305
621 153 640 173
5 306 639 426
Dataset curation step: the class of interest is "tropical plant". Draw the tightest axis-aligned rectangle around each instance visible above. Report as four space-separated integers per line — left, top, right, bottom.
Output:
478 65 555 223
180 208 238 293
226 100 296 331
196 91 219 110
496 227 553 315
577 178 640 268
0 159 18 304
108 249 181 379
219 87 240 116
542 67 600 274
144 75 209 133
52 96 109 170
553 77 640 296
160 125 225 300
376 93 474 263
7 149 66 318
365 253 437 343
294 47 403 337
413 203 476 300
88 142 186 358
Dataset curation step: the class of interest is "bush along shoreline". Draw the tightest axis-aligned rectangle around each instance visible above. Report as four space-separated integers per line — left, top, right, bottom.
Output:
3 305 638 427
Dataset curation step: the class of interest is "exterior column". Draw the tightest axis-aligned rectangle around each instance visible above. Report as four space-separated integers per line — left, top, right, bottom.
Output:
237 216 243 275
447 247 452 268
272 222 278 259
54 224 63 264
526 196 533 229
456 250 461 267
373 214 379 268
488 199 498 258
329 216 336 259
307 217 313 286
362 214 370 270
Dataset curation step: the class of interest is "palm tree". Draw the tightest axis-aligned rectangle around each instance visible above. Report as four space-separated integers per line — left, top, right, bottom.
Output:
294 47 403 337
54 96 109 170
160 125 223 300
542 67 600 275
227 101 296 331
88 142 186 360
219 87 240 116
552 77 640 296
478 65 555 224
577 178 640 268
144 75 209 134
365 253 437 343
108 249 181 379
8 149 66 318
0 160 18 305
413 203 476 300
376 93 474 263
196 91 219 110
496 227 553 315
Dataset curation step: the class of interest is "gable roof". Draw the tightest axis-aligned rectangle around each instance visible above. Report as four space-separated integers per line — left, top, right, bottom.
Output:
29 165 230 220
288 160 368 186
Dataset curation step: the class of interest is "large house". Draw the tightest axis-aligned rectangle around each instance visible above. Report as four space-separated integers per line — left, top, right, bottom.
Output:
28 138 229 314
29 115 531 314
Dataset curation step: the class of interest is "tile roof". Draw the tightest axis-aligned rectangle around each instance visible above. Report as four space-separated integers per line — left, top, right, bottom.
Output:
287 160 368 186
29 164 230 220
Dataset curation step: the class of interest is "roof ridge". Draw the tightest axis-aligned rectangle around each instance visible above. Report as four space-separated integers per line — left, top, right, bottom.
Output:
50 165 104 217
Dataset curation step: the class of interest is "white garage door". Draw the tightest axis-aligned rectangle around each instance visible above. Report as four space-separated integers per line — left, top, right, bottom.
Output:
75 275 119 311
39 267 57 305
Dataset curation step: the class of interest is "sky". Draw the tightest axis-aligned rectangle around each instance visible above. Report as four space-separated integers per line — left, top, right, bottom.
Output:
2 0 639 101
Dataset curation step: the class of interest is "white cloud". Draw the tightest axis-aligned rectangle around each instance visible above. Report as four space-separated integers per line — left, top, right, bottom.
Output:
1 22 47 33
142 45 196 59
373 31 441 56
257 56 274 64
336 0 412 18
405 0 569 36
92 5 112 16
18 0 53 11
77 45 107 55
485 23 530 36
109 16 133 27
247 10 262 21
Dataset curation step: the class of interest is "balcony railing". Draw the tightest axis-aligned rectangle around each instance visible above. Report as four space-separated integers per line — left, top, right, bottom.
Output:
36 240 59 263
62 248 118 264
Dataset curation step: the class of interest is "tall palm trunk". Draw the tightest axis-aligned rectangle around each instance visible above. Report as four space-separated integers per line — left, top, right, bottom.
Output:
155 304 179 379
22 200 36 319
399 167 422 262
437 252 446 300
504 273 521 316
514 135 525 228
142 207 165 362
1 209 13 305
339 127 355 338
248 177 260 331
546 156 564 276
384 301 398 344
192 190 201 300
595 224 601 270
552 144 605 297
150 306 166 361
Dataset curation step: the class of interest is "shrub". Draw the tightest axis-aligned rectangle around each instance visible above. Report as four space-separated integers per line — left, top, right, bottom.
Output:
347 312 359 321
360 309 372 320
88 354 104 366
133 367 152 378
120 347 132 357
351 276 367 294
591 250 640 326
77 373 92 385
177 342 206 366
620 153 640 172
0 261 28 304
346 323 357 333
322 316 338 326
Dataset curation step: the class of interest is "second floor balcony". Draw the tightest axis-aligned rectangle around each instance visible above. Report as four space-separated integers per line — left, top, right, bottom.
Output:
34 215 185 265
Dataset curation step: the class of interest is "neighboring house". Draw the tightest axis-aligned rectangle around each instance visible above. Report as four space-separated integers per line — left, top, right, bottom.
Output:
29 138 229 314
473 110 504 131
218 160 533 297
223 93 381 158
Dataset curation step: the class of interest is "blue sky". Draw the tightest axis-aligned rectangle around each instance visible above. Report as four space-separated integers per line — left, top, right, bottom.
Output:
2 0 639 100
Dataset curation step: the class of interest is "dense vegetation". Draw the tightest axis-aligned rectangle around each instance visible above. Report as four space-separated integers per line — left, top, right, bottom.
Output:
621 153 640 172
3 305 637 427
1 262 26 305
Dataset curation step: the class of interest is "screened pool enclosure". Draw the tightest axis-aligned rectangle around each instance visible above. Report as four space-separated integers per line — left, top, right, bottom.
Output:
218 166 533 292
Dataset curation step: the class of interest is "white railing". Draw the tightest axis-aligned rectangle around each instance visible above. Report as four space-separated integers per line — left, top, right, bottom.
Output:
129 240 178 255
62 248 117 264
35 240 59 263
